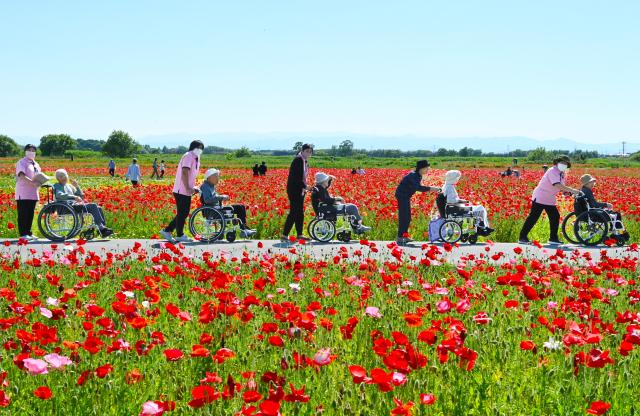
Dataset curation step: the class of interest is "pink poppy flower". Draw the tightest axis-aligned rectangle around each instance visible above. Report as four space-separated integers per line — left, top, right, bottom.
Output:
23 358 48 375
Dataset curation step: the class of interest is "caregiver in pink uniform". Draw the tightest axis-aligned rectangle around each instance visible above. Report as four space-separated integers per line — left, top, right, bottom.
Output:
15 144 43 241
518 155 580 245
159 140 204 243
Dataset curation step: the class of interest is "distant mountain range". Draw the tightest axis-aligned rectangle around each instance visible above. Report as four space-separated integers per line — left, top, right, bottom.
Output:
136 132 636 155
13 132 637 155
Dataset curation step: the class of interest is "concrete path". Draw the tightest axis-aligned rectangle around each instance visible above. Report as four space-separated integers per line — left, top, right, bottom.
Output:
1 238 637 264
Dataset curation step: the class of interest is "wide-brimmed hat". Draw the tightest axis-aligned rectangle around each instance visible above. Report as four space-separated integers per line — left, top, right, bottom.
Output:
315 172 331 184
580 174 596 186
444 170 462 185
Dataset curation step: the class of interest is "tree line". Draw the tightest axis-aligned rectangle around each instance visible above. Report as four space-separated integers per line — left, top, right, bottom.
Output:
0 133 629 162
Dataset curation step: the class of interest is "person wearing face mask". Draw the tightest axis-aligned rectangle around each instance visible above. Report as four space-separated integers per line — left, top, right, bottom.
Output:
519 155 580 245
160 140 204 243
15 144 44 241
281 143 314 243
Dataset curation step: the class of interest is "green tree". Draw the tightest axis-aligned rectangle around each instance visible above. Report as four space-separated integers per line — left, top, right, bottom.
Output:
102 130 140 158
338 140 354 156
526 147 550 162
0 134 21 157
39 134 76 156
293 141 303 152
234 146 252 158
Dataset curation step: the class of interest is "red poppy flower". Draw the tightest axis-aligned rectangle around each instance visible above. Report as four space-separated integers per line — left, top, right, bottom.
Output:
163 349 184 361
586 401 611 415
33 386 52 400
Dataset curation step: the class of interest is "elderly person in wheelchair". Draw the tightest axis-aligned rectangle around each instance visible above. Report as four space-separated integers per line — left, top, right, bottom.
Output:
53 169 113 237
310 172 371 236
199 168 256 239
440 170 493 237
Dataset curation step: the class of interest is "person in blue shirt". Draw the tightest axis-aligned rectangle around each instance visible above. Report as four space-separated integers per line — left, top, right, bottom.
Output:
395 160 440 245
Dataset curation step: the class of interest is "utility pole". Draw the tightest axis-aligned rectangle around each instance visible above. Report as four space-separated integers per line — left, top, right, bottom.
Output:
622 141 626 156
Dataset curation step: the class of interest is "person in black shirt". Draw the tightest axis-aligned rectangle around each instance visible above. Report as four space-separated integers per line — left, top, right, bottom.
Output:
252 164 259 177
281 144 313 242
258 161 267 176
395 160 441 245
579 174 629 241
311 172 371 234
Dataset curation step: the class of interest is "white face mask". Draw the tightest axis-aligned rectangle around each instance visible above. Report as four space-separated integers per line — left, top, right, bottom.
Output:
557 163 568 172
25 151 36 160
192 148 203 157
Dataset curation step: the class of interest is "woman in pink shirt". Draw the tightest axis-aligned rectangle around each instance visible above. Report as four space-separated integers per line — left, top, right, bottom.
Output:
159 140 204 243
518 155 580 245
15 144 43 240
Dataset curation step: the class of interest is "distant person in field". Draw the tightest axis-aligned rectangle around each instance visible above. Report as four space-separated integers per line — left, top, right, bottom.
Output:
160 140 204 243
252 164 260 177
258 161 267 176
356 166 365 175
126 158 142 186
15 144 43 241
108 159 115 177
160 160 165 178
281 143 313 243
542 164 549 172
519 155 580 245
151 158 160 179
351 168 357 175
394 160 441 245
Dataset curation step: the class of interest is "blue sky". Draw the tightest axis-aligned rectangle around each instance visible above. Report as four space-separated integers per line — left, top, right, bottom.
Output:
1 0 638 149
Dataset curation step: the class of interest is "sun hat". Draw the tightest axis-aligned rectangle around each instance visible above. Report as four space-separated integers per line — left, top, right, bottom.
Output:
204 168 220 180
315 172 331 184
580 174 596 186
444 170 461 185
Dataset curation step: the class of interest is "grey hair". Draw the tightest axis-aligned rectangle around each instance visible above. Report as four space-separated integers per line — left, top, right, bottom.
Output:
55 169 69 180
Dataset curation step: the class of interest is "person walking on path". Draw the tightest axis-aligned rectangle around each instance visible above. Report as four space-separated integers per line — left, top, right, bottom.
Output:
518 155 580 245
159 140 204 243
395 160 441 245
15 144 44 241
126 158 142 186
281 143 313 242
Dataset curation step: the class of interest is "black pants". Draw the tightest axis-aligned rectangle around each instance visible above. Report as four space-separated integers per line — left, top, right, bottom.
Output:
283 190 305 236
519 201 560 241
17 199 38 237
165 193 192 237
108 168 115 177
231 204 249 229
160 170 165 178
73 203 106 228
396 196 411 239
151 167 159 179
131 181 139 186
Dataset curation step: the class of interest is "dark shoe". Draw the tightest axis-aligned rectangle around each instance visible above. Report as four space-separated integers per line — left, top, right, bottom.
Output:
518 238 531 245
100 228 114 237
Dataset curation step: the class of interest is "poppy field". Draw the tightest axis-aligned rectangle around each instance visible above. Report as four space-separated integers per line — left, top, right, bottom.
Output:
1 158 639 415
0 238 639 415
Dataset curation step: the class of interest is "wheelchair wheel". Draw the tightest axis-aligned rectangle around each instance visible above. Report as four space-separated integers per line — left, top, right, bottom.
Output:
37 203 80 242
574 210 609 246
189 206 225 242
468 234 478 244
310 219 335 242
439 220 462 243
561 212 580 244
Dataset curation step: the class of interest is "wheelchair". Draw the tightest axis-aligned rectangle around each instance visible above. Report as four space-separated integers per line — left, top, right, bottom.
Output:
37 185 101 242
188 202 242 243
563 194 628 247
434 193 484 244
307 203 358 243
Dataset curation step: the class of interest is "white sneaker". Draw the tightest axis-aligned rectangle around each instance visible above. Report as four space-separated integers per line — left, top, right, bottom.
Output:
240 229 257 238
174 235 193 243
28 235 39 241
159 230 175 242
20 235 31 241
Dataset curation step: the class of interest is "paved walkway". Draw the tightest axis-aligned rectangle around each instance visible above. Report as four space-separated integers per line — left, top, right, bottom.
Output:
1 238 637 264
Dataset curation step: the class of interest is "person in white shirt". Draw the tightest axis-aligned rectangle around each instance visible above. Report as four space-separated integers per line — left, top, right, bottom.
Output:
442 170 493 235
126 158 142 186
